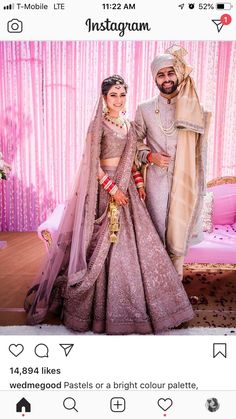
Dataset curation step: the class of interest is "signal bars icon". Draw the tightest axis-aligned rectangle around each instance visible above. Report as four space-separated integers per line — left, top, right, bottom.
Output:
3 3 14 9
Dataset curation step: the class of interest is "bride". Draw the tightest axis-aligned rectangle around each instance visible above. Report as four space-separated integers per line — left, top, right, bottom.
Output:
25 74 194 334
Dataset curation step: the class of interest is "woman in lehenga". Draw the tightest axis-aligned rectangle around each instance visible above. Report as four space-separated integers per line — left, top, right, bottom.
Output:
25 74 194 334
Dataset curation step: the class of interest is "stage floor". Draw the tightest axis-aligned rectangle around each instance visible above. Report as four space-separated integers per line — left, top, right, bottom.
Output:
0 232 60 326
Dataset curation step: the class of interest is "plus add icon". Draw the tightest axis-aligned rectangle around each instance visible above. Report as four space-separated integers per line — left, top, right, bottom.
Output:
110 397 126 412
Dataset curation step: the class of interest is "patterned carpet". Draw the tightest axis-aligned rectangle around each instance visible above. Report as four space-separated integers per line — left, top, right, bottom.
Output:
182 269 236 329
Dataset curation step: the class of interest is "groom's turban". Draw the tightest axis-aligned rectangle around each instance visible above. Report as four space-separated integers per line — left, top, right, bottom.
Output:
151 54 174 81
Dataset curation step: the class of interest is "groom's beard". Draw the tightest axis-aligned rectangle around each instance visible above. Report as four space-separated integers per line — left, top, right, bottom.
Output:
157 80 178 95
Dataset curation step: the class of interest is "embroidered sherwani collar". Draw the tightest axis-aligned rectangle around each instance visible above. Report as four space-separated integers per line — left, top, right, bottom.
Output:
158 94 178 105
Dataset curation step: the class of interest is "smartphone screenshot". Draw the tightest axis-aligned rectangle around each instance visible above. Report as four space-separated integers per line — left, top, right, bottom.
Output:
0 0 235 417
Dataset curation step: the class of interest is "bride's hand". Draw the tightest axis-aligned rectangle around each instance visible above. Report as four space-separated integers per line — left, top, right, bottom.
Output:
138 187 146 201
112 189 129 206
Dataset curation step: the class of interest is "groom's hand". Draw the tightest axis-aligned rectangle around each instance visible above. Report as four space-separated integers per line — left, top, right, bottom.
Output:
148 152 171 168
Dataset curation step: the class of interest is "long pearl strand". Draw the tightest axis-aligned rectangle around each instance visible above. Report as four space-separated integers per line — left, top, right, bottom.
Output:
155 97 177 137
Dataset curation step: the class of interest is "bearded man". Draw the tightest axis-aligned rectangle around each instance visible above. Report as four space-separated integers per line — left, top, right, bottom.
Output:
135 45 211 279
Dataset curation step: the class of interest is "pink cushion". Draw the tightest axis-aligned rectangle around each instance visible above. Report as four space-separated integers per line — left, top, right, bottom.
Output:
208 183 236 225
202 192 214 233
184 224 236 264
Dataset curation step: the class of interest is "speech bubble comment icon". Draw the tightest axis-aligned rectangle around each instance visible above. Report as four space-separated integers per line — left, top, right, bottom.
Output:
157 398 173 411
34 343 49 358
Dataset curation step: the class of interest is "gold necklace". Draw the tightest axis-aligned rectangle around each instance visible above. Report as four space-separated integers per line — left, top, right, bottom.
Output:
104 113 126 129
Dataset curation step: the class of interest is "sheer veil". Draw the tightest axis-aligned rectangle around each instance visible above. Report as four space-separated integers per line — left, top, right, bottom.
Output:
25 96 104 324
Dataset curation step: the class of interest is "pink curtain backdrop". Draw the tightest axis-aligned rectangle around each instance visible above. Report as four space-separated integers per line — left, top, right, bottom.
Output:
0 41 235 231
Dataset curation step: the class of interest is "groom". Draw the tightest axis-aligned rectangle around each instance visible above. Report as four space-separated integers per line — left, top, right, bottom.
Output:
135 45 211 280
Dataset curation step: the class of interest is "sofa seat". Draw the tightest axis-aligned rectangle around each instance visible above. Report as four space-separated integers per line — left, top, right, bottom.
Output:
184 176 236 270
184 224 236 264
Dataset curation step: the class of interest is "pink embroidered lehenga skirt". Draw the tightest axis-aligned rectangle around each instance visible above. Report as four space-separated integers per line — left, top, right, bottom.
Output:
62 168 194 334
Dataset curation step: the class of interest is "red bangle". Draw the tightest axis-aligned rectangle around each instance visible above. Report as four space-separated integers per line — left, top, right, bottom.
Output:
132 169 144 189
99 174 118 196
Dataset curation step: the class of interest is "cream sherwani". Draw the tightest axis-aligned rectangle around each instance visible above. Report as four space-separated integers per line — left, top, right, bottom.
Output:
135 94 179 244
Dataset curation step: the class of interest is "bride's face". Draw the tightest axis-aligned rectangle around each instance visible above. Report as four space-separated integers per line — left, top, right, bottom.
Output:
104 85 126 116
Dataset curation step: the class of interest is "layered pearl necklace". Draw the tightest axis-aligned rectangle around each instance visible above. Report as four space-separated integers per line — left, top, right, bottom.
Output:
104 112 126 129
155 97 177 137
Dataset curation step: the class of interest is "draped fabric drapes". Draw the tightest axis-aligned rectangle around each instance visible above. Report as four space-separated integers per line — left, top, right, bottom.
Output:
0 41 235 231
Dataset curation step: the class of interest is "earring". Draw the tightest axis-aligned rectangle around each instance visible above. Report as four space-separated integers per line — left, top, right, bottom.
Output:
103 105 109 115
102 97 109 115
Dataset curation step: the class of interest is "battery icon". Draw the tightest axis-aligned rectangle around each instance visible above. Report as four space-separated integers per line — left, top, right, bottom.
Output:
216 3 233 9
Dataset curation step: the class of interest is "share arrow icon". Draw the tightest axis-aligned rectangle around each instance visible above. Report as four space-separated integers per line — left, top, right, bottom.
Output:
59 344 74 357
178 3 185 9
212 19 224 32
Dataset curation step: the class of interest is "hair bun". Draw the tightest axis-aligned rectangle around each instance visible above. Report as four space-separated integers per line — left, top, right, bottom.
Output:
102 75 128 95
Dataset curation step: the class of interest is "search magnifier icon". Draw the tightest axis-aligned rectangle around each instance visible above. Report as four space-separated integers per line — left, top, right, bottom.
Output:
63 397 78 412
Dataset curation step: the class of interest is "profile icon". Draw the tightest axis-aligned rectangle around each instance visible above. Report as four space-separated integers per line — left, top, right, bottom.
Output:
205 398 220 412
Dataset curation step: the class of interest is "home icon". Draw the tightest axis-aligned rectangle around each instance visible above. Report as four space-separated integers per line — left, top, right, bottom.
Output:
16 398 31 413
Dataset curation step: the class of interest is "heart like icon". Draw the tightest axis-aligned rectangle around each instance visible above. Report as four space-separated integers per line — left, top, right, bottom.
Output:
157 398 173 411
9 344 24 357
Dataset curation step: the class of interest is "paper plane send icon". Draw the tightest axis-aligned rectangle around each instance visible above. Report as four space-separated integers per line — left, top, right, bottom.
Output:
178 3 185 9
212 19 224 32
59 344 74 357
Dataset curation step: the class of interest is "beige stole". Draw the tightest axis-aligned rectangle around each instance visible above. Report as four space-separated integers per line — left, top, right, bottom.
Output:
166 76 211 255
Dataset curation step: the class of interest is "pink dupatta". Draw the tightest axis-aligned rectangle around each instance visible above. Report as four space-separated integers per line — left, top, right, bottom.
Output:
25 98 137 324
